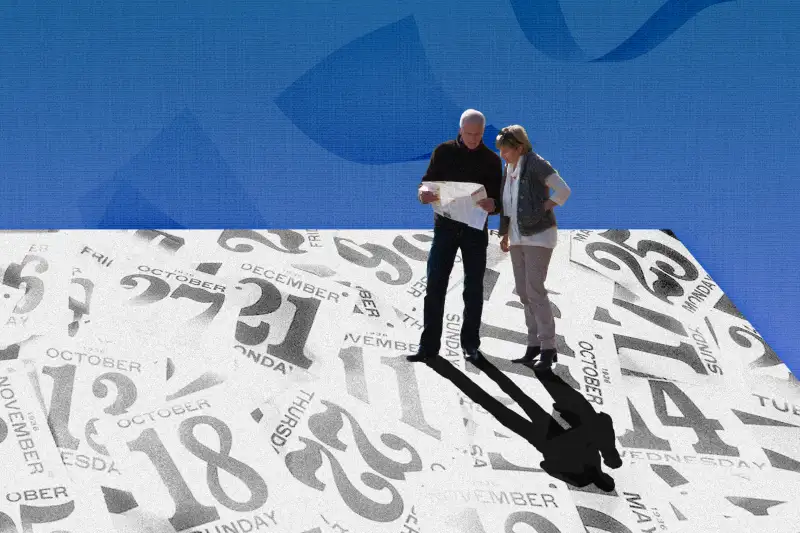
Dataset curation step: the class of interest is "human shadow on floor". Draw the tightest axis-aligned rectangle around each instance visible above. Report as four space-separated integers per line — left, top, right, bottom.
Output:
426 354 622 491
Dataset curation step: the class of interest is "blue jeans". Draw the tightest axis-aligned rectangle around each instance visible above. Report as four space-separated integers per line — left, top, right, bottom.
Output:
419 215 488 354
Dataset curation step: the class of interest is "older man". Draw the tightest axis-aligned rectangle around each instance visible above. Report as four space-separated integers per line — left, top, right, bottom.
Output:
407 109 503 363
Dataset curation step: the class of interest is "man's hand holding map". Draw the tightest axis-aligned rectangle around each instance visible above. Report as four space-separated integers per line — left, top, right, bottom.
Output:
419 181 489 230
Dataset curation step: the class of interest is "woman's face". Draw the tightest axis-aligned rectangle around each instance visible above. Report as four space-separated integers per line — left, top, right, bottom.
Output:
499 144 524 165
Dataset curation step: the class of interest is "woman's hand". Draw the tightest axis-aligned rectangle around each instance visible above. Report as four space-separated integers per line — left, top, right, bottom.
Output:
543 199 557 211
500 234 510 253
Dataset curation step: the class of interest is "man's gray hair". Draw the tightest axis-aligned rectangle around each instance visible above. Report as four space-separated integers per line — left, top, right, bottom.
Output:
460 109 486 128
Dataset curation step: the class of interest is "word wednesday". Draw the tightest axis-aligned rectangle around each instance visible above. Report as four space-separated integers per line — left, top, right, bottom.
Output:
619 450 768 470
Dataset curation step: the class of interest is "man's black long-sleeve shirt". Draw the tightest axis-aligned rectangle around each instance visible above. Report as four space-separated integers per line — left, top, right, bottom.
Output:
420 136 503 217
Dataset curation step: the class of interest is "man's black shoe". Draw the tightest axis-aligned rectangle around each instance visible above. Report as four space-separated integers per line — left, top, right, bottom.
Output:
512 346 540 364
463 348 485 364
406 351 436 363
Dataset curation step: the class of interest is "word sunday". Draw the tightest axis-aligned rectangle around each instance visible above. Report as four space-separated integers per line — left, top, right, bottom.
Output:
234 345 292 374
688 326 723 375
443 313 463 362
188 510 278 533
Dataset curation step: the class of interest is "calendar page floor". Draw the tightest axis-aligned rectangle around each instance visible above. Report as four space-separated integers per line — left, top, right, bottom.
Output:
0 229 798 532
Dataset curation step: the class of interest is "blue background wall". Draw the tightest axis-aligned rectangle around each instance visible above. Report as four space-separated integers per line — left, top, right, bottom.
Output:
1 1 798 371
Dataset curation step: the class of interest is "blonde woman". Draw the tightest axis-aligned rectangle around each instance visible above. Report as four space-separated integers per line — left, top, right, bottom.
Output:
496 126 571 371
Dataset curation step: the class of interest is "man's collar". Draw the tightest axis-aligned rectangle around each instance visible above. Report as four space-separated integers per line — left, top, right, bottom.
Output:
456 134 484 152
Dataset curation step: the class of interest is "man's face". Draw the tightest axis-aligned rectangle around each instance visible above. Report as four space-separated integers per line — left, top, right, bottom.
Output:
460 122 484 150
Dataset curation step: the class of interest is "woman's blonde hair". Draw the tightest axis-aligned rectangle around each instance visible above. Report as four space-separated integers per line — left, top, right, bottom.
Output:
495 125 533 152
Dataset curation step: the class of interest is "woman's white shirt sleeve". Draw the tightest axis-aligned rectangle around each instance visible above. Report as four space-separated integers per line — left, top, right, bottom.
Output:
545 172 571 205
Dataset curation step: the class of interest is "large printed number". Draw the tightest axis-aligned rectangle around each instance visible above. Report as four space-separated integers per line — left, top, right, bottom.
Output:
3 254 48 314
217 229 306 254
338 346 441 439
92 372 138 415
307 401 422 480
466 320 580 390
620 380 739 456
68 277 94 337
450 508 563 533
119 274 225 324
611 296 687 336
42 364 138 455
42 364 81 450
236 278 282 345
488 451 542 473
169 284 225 325
235 277 318 369
576 507 634 533
585 230 698 304
285 401 421 522
600 296 708 376
600 230 697 282
127 415 268 531
478 276 577 371
617 399 670 451
482 267 526 309
133 230 185 253
0 501 76 533
613 334 707 375
728 326 781 368
506 511 562 533
649 380 739 456
391 234 432 262
334 238 413 285
119 274 170 304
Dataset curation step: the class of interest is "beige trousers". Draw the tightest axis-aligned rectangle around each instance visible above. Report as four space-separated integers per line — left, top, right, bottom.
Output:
509 245 556 350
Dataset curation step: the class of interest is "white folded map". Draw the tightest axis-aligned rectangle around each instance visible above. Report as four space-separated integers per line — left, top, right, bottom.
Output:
420 181 488 230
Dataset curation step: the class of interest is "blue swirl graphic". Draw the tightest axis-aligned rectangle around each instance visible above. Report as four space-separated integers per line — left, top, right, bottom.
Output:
80 110 265 228
85 181 185 229
276 16 499 165
510 0 734 62
508 0 586 61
